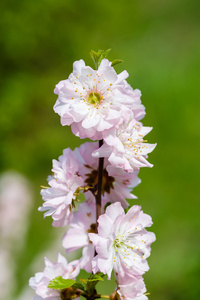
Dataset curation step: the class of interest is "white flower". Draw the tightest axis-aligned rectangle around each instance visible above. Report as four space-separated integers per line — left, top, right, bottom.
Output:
93 117 156 173
39 148 84 227
29 254 80 300
89 202 156 279
54 59 144 140
62 201 96 273
74 142 141 208
114 80 146 121
117 274 148 300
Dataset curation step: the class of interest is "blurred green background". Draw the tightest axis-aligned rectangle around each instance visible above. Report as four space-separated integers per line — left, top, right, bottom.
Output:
0 0 200 299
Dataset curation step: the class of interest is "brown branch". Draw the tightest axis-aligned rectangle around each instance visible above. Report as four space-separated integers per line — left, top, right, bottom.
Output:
95 140 104 232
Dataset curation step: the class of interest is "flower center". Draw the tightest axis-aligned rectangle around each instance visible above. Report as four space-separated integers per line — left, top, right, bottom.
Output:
113 235 125 249
87 223 97 233
85 167 115 195
87 91 101 105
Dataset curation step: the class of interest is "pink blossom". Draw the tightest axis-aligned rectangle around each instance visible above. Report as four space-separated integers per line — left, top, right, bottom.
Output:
54 59 144 140
62 201 96 273
115 80 146 121
29 254 80 300
39 148 84 227
117 274 148 300
74 142 141 209
89 202 155 279
93 117 156 173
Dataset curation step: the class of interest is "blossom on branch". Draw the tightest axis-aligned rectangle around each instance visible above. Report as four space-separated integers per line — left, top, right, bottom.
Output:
54 59 144 140
39 148 84 227
74 142 141 208
29 254 80 300
62 201 96 273
30 50 157 300
117 274 148 300
117 81 146 121
93 117 156 173
89 202 155 279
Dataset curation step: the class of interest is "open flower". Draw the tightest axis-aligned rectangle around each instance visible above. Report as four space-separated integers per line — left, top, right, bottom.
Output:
62 201 96 273
93 117 156 173
29 254 80 300
114 80 145 121
74 142 141 208
39 148 84 227
54 59 144 140
117 274 148 300
89 202 155 279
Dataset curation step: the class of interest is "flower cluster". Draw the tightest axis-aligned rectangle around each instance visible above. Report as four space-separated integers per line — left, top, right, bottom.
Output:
30 50 156 300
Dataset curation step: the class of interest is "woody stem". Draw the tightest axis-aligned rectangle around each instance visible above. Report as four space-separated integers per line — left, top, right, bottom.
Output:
95 139 104 232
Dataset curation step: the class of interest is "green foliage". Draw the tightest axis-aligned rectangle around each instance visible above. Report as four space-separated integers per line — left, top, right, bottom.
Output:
48 277 76 290
80 274 104 285
48 273 104 299
78 272 105 299
90 49 123 69
88 273 104 283
85 273 104 295
111 59 123 67
71 282 86 292
90 49 111 69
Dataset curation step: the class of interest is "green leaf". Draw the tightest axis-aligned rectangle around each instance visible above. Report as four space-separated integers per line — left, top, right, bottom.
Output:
90 49 112 69
48 276 76 290
99 48 111 62
90 49 102 69
87 274 104 282
111 59 123 67
79 278 87 284
72 282 86 291
85 272 105 295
